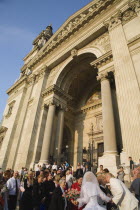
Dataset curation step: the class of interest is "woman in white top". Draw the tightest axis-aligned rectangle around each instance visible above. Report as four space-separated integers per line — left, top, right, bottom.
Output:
77 171 111 210
66 169 73 188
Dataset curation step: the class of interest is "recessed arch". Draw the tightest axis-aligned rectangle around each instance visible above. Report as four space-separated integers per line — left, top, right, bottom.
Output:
53 47 103 87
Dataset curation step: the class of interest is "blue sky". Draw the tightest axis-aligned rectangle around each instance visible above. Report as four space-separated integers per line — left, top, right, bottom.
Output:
0 0 92 120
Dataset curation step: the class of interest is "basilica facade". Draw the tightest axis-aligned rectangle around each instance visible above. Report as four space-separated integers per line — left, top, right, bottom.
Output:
0 0 140 174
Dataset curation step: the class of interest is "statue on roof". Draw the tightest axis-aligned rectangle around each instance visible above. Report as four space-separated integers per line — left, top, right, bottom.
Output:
33 25 53 49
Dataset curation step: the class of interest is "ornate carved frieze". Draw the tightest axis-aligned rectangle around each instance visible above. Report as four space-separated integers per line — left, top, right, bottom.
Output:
91 50 113 68
21 0 120 71
42 84 72 102
122 9 136 24
129 0 140 14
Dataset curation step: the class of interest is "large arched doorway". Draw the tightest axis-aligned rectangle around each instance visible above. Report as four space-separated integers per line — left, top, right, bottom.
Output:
55 52 104 168
52 51 122 169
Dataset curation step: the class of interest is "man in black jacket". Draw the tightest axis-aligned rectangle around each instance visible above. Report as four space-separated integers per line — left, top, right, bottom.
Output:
43 173 55 209
49 178 67 210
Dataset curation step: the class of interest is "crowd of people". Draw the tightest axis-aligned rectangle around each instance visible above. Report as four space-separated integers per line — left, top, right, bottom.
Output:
0 160 139 210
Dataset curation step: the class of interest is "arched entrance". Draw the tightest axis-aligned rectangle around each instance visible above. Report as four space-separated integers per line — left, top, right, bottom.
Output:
54 52 104 168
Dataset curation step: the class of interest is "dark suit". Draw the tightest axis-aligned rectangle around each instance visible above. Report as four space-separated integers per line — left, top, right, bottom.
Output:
75 169 83 178
48 186 66 210
43 180 55 209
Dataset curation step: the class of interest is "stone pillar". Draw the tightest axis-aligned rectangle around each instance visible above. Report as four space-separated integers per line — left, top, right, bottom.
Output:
39 103 56 163
97 72 119 175
97 73 117 155
106 12 140 165
56 108 65 163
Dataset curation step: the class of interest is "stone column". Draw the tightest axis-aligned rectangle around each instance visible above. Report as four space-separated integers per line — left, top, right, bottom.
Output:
56 108 65 163
97 73 117 155
97 72 119 175
39 103 56 163
106 12 140 165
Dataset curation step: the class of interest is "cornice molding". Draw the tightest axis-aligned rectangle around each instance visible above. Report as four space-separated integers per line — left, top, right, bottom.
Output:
42 84 72 102
91 50 113 68
7 76 27 95
21 0 120 71
80 101 102 113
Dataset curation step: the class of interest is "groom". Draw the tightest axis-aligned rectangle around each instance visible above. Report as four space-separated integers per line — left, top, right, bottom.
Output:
105 173 138 210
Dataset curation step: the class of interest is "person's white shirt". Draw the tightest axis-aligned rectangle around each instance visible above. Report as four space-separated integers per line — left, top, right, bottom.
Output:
66 174 73 188
7 177 20 195
110 178 138 210
52 164 58 170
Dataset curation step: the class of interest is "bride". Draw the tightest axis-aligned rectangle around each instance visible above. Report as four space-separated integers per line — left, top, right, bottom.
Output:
77 171 111 210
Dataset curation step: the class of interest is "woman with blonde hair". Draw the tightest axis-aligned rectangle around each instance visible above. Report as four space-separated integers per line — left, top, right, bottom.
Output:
20 171 34 210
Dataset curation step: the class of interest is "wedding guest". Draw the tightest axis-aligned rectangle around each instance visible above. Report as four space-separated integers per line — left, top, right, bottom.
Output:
20 171 34 210
33 175 44 210
117 167 125 183
43 173 55 209
52 162 58 171
129 156 134 178
103 168 109 173
6 171 20 210
19 167 24 181
71 175 83 191
71 175 83 210
83 164 90 175
35 165 40 178
130 173 140 202
49 178 67 210
75 165 83 179
54 175 61 187
105 173 138 210
96 165 104 176
66 169 73 188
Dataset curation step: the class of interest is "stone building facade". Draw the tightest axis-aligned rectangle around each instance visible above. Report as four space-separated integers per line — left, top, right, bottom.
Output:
0 0 140 174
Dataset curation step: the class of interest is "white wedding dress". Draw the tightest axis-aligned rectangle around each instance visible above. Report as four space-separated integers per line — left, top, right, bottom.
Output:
77 172 111 210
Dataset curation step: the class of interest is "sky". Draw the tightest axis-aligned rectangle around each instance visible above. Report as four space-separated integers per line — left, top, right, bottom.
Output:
0 0 93 121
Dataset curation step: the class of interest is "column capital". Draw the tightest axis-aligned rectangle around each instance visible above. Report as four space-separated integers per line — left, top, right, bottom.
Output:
97 72 109 82
44 97 67 110
104 11 122 31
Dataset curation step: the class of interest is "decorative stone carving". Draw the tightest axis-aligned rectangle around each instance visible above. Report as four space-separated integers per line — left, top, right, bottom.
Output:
44 97 67 110
122 9 136 24
33 25 53 50
104 11 122 31
42 84 72 101
25 68 32 76
71 49 78 58
21 0 119 71
97 72 109 82
86 91 101 105
91 51 113 68
5 100 16 118
129 0 140 14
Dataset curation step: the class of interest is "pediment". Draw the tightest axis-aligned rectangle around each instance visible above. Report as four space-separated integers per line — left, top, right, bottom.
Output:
22 0 119 71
